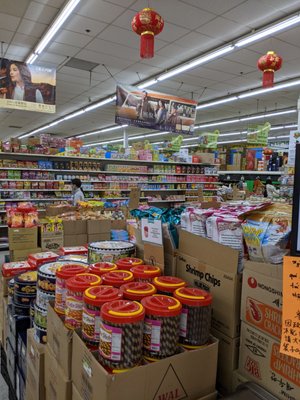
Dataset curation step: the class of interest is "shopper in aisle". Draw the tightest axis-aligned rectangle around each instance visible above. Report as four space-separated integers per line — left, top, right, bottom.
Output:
6 61 44 103
264 177 280 198
71 178 84 205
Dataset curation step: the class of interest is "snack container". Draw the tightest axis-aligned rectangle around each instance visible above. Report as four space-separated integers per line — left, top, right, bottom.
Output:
89 262 118 276
36 289 55 311
55 263 88 315
174 287 212 347
120 282 156 302
30 301 35 327
82 286 123 349
65 273 101 330
34 303 48 329
99 300 145 370
60 246 87 256
2 261 35 278
102 270 134 288
130 265 161 282
12 302 31 317
88 241 135 264
14 271 37 294
153 276 187 295
28 251 58 268
8 279 14 305
58 254 88 263
116 257 143 271
141 295 182 360
34 323 47 344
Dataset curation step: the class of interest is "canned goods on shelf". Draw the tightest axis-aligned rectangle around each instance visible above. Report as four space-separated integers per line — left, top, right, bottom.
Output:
89 262 118 276
82 285 123 349
99 300 145 370
88 241 135 264
58 255 88 264
174 287 212 348
141 295 182 360
153 276 187 295
65 273 101 330
55 263 88 315
130 265 161 282
120 282 156 302
116 258 143 271
102 270 134 288
34 303 48 329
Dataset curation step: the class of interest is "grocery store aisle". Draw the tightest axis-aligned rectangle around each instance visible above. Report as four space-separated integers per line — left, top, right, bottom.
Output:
0 252 9 400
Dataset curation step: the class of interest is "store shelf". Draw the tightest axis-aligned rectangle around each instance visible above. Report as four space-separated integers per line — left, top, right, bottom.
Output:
0 198 69 202
0 225 7 228
148 199 186 203
0 243 8 249
218 171 283 175
0 189 71 192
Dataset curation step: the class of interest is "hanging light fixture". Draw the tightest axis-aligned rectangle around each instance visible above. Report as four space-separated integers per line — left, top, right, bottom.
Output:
257 51 283 88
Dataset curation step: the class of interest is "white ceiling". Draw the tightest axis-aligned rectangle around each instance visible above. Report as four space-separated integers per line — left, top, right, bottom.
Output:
0 0 300 143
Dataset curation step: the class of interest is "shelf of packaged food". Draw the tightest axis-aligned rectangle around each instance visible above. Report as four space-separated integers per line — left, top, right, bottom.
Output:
186 195 217 198
0 198 70 201
148 199 186 203
218 171 282 175
0 189 72 192
0 225 7 228
0 179 223 185
0 209 45 213
1 152 218 166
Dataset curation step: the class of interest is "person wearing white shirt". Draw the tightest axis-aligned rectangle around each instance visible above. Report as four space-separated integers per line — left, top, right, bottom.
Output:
71 178 85 206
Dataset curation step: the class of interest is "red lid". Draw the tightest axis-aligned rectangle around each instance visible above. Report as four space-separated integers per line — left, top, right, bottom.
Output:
174 287 212 307
102 270 134 288
84 285 123 307
141 295 182 317
116 258 143 271
66 273 101 292
153 276 187 293
130 264 161 280
120 282 156 301
101 300 145 324
89 262 118 276
56 264 88 280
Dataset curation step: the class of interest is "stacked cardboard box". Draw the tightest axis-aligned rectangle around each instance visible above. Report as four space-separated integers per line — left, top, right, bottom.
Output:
8 227 39 262
39 222 64 252
63 220 88 246
176 230 242 393
87 220 111 242
25 329 45 400
238 261 300 400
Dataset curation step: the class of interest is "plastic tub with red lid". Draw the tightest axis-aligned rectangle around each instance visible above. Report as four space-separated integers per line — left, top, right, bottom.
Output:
102 270 134 288
153 276 187 295
120 282 156 302
174 287 212 347
54 263 88 315
82 285 123 349
89 262 118 277
130 265 161 283
141 295 182 360
116 257 143 271
65 273 101 330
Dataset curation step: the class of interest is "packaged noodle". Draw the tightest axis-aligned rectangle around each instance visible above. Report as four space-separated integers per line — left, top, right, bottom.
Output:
242 204 292 264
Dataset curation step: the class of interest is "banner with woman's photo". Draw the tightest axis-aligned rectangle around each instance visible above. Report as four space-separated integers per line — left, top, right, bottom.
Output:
115 84 197 134
0 58 56 113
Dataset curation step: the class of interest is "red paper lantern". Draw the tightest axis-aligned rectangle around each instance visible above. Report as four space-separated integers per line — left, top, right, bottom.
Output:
132 8 164 59
257 51 282 88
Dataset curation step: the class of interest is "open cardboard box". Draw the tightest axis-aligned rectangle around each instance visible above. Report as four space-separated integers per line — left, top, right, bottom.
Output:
176 230 242 338
72 331 218 400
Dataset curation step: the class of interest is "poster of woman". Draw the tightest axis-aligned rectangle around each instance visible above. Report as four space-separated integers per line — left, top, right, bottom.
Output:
0 58 56 113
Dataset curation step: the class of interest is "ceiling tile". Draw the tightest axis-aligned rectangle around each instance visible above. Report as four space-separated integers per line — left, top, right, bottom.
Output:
77 0 126 23
63 15 108 37
276 25 300 49
12 32 37 47
86 37 139 61
0 0 31 17
103 0 136 7
17 19 48 38
0 13 20 31
196 16 249 41
55 29 92 48
6 45 31 59
24 1 59 24
179 0 246 15
76 49 134 71
248 38 300 63
35 0 66 7
0 29 14 43
172 31 223 53
48 42 81 57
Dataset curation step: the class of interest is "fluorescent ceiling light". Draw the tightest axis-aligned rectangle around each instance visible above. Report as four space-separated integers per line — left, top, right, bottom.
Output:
197 96 238 109
197 119 240 129
218 139 247 144
84 96 116 112
78 124 127 139
26 54 38 64
240 109 296 121
239 79 300 99
64 109 86 121
157 45 234 81
138 80 157 89
236 14 300 48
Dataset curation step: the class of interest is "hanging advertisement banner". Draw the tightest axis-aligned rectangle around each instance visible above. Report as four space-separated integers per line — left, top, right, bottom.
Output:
0 58 56 113
115 84 197 134
247 122 271 146
198 130 219 149
288 130 300 166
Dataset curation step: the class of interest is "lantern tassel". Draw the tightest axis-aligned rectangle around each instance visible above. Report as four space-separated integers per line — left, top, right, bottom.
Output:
262 69 274 88
140 31 154 59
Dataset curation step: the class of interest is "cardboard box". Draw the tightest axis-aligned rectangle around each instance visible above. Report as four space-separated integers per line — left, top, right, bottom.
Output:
211 328 240 394
9 247 41 262
144 242 164 271
8 227 38 250
197 392 218 400
239 322 300 400
6 338 16 389
25 329 45 400
111 220 127 230
231 370 249 392
45 345 72 400
39 230 64 252
72 331 218 400
164 252 177 276
176 230 242 338
7 305 30 353
72 384 82 400
88 233 110 242
63 220 87 235
64 234 87 247
87 220 111 234
2 298 8 346
241 261 282 341
46 303 73 379
16 365 26 400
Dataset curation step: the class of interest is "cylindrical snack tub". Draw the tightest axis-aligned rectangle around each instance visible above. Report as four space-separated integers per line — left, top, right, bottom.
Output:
8 279 14 305
130 265 161 283
174 287 212 347
12 302 30 317
58 255 88 264
88 241 135 264
120 282 156 302
102 270 134 288
65 273 101 330
34 303 48 330
14 271 37 295
153 276 187 295
116 258 143 271
141 295 182 360
89 262 118 277
30 301 35 327
55 264 88 315
36 289 55 311
82 285 123 349
13 290 36 307
34 322 47 344
99 300 145 370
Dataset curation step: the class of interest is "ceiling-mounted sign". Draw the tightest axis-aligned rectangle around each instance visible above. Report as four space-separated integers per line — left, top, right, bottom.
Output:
247 122 271 146
0 58 56 113
198 130 219 149
115 84 197 134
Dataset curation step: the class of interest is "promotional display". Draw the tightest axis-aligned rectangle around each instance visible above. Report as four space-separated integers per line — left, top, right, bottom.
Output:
247 122 271 146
